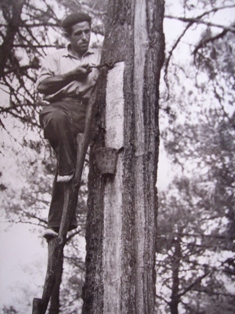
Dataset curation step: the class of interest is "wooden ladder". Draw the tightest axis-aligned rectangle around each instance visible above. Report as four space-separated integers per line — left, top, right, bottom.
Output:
32 88 97 314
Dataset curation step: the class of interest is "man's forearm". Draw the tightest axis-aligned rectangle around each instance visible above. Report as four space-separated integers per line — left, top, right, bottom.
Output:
37 73 75 95
37 65 91 95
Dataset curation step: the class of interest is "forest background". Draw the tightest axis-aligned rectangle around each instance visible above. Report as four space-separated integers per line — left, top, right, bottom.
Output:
0 0 234 313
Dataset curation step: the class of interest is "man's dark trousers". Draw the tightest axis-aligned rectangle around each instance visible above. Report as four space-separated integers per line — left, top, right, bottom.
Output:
40 97 87 231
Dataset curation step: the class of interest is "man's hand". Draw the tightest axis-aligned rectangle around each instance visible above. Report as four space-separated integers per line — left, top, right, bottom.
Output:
72 64 92 80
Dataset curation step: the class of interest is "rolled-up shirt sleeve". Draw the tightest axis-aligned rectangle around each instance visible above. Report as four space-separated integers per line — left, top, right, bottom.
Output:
36 54 58 90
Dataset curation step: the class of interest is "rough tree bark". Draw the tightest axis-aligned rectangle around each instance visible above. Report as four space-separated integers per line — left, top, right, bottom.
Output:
82 0 165 313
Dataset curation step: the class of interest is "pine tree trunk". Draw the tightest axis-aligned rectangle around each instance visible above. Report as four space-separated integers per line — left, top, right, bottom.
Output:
82 1 165 313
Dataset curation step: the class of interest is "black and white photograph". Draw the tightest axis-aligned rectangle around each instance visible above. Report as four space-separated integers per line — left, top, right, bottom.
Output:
0 0 234 313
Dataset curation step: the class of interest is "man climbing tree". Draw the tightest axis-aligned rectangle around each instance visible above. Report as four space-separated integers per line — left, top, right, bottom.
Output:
36 12 101 239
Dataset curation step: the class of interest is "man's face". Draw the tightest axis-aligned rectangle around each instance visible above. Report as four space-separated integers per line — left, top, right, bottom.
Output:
69 21 91 55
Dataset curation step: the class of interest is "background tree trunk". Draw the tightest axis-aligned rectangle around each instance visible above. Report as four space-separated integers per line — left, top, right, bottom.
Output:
82 0 165 313
0 0 25 77
169 237 181 314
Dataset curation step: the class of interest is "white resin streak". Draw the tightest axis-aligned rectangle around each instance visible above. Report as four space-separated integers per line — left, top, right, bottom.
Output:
105 62 125 149
134 0 148 313
103 62 125 314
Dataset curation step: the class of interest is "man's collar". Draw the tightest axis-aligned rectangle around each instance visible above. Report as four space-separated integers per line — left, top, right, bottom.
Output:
63 44 94 58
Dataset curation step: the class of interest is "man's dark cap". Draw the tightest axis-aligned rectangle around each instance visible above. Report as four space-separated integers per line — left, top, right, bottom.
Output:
61 12 91 29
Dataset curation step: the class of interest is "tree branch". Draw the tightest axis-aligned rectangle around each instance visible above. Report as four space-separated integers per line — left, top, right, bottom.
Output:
177 270 210 298
3 63 40 76
165 15 235 33
156 293 170 305
163 4 235 96
192 28 229 55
